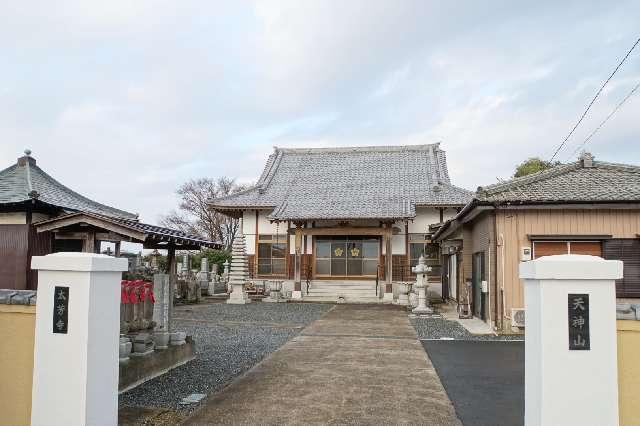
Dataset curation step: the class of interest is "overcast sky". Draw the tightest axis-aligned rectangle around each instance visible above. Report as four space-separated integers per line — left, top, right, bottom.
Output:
1 1 639 225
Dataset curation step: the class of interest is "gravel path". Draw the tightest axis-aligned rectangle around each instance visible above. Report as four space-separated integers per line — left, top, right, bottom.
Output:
411 315 523 341
119 302 331 412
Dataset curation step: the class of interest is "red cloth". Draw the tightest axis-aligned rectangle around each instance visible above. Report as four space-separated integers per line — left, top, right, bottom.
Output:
128 281 140 304
144 282 155 303
120 281 129 304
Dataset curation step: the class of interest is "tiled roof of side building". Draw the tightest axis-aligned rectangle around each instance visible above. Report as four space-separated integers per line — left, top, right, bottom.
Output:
433 153 640 241
210 144 474 220
476 153 640 203
0 152 138 220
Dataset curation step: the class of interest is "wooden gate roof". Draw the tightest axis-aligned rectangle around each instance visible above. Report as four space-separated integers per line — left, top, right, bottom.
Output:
34 212 222 250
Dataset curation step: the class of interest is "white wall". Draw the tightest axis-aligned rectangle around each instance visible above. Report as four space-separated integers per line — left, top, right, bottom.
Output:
391 232 406 255
0 212 26 224
242 209 292 255
408 207 440 234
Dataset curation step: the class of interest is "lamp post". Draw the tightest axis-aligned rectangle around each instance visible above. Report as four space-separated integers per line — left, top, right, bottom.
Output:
411 255 433 314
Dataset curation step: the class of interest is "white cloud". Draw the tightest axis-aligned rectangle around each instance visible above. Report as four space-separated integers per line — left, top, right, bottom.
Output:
0 0 639 224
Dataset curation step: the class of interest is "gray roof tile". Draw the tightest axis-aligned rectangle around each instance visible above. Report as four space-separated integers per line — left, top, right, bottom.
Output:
211 144 473 220
477 156 640 203
0 155 137 220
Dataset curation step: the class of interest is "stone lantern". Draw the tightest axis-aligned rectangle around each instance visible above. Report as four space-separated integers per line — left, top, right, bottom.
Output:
411 255 433 314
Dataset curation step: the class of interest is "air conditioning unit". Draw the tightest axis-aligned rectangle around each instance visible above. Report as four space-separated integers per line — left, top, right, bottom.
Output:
511 308 525 328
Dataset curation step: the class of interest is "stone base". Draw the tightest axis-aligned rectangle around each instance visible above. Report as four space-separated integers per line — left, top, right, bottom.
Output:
130 349 154 357
154 332 170 350
227 294 251 304
291 290 302 300
227 284 251 304
412 305 433 314
395 295 409 306
382 292 394 303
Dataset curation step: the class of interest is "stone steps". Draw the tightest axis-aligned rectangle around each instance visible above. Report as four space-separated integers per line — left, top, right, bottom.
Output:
303 295 381 304
305 280 379 303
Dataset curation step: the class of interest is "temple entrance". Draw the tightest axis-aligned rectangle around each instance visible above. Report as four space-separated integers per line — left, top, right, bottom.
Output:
314 236 379 278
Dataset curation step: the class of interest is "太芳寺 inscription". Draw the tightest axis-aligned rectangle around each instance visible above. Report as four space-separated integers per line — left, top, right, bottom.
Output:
53 286 69 334
568 293 590 350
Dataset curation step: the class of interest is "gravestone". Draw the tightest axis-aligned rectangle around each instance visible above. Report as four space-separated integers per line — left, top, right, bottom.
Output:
198 258 210 295
153 274 171 347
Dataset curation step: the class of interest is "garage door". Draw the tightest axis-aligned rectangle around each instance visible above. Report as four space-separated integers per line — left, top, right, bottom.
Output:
533 241 602 259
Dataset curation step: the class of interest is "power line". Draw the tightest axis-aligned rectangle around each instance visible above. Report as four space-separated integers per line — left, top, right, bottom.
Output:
567 79 640 160
549 36 640 162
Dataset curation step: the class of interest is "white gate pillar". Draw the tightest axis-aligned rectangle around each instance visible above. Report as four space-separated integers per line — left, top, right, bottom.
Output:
31 253 128 426
519 254 623 426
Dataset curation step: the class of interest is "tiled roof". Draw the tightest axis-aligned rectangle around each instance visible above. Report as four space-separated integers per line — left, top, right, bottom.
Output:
0 153 137 220
34 211 222 248
433 154 640 241
477 154 640 203
211 144 473 220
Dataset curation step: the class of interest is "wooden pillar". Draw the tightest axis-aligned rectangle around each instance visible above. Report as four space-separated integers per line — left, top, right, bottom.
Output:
385 225 393 293
293 224 302 298
166 245 177 331
114 241 121 257
83 231 96 253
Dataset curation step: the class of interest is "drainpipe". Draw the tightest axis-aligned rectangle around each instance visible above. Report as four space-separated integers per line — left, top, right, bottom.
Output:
492 212 499 331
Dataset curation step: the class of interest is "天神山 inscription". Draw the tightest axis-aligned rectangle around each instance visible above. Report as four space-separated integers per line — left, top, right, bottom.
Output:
568 293 590 350
53 286 69 334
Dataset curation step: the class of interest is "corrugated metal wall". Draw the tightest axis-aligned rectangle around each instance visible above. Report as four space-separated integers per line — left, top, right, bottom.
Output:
0 225 29 290
27 227 51 290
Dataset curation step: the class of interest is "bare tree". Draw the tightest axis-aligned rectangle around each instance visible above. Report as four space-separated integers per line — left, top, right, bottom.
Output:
161 177 248 249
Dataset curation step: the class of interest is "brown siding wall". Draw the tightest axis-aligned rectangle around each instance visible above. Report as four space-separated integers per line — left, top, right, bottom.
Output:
496 208 640 325
470 212 497 324
0 225 29 290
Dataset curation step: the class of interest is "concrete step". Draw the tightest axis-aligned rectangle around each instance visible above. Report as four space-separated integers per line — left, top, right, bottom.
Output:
303 295 382 304
307 288 375 293
310 281 376 285
309 285 376 291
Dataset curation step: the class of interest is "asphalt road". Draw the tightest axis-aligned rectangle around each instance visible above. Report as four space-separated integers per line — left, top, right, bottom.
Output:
422 340 524 426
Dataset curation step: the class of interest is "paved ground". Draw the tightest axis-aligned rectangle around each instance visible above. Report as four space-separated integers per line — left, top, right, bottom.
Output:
411 314 523 341
423 340 524 426
119 302 331 422
186 304 460 425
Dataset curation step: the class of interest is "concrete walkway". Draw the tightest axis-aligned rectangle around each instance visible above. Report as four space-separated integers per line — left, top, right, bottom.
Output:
185 304 460 425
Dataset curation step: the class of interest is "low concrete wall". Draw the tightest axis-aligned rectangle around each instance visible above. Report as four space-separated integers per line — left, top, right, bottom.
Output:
0 304 36 426
119 337 196 392
618 319 640 426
